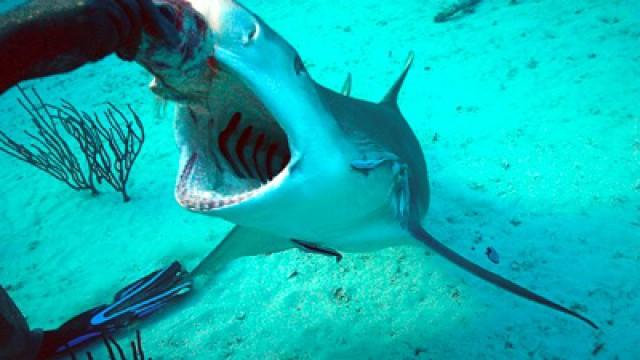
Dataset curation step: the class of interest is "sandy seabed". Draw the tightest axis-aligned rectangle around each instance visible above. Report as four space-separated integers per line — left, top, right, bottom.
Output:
1 0 639 359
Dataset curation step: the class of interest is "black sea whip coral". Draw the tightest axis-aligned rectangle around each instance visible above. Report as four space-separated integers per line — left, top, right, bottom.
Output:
0 87 145 202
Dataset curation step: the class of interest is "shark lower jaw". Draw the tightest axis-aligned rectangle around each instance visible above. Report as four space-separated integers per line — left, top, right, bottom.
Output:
175 151 292 211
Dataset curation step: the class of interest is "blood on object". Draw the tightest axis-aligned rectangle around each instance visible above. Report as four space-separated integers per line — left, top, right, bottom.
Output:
207 56 218 75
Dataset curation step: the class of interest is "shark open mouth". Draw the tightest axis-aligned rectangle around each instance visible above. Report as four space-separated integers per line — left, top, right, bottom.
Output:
142 0 294 212
174 73 292 211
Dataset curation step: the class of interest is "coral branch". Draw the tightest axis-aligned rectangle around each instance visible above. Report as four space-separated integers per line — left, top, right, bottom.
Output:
58 101 145 202
90 104 145 202
0 87 145 201
0 87 97 193
64 330 152 360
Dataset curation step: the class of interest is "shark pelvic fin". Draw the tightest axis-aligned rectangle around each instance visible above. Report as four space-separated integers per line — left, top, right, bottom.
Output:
408 224 598 329
381 51 415 106
341 73 352 96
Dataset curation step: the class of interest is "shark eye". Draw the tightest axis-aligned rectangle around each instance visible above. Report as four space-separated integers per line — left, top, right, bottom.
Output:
294 55 307 75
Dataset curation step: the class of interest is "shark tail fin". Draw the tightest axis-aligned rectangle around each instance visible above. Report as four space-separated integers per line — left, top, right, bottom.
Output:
381 51 415 106
341 73 352 96
408 224 598 329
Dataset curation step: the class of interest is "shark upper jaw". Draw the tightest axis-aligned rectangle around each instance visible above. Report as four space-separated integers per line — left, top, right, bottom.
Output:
163 0 349 218
141 0 340 216
131 0 294 213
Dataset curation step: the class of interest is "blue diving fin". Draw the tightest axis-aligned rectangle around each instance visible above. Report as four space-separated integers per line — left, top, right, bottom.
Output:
37 261 192 359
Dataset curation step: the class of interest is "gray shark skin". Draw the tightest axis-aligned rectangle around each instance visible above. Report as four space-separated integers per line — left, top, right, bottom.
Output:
136 0 597 329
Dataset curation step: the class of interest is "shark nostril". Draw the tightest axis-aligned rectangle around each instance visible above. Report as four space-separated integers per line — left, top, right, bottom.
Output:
242 25 259 46
248 26 257 40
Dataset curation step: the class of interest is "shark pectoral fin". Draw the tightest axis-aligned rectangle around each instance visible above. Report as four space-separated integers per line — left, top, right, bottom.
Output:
408 224 598 329
351 155 410 226
350 158 388 172
189 226 294 288
291 239 343 262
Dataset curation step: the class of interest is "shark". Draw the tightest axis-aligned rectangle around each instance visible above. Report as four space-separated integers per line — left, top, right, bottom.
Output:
135 0 597 329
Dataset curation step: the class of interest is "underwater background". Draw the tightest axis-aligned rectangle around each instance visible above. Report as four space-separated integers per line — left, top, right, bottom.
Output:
1 0 639 358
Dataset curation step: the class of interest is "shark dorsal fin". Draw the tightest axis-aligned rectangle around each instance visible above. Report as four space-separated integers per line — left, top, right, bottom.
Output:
341 73 352 96
381 51 414 106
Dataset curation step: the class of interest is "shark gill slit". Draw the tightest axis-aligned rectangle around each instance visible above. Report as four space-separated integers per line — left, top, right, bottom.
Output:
236 125 254 177
266 143 278 179
215 112 289 185
218 112 244 177
253 134 266 182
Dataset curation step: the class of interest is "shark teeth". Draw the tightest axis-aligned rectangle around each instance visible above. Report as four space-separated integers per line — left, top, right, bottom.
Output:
175 151 286 212
177 185 258 211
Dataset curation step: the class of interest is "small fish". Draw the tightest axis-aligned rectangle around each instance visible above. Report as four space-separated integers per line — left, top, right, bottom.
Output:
486 246 500 264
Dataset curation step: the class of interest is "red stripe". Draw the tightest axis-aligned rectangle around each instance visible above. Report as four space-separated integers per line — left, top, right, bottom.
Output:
281 150 291 172
252 134 266 182
235 126 253 177
218 112 243 177
266 143 278 180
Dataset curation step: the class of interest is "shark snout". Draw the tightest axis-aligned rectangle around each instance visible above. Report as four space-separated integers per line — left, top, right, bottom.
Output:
192 0 259 49
144 0 258 67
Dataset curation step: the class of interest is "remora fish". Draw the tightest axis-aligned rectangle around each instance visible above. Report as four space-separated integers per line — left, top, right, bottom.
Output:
136 0 597 328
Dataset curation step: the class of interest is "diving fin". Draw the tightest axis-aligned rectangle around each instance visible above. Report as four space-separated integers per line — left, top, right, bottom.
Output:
409 225 598 329
95 261 192 326
37 261 192 358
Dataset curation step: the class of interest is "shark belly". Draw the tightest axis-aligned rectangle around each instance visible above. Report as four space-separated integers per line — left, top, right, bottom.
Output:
316 218 415 253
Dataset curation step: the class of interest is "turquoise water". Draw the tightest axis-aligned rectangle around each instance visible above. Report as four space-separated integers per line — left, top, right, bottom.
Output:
1 0 639 358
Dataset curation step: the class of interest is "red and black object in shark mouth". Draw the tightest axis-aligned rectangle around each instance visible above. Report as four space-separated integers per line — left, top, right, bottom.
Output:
216 112 289 184
153 0 208 64
156 0 205 33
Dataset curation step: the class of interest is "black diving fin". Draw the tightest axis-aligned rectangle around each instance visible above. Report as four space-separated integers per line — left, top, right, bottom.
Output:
36 261 192 359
